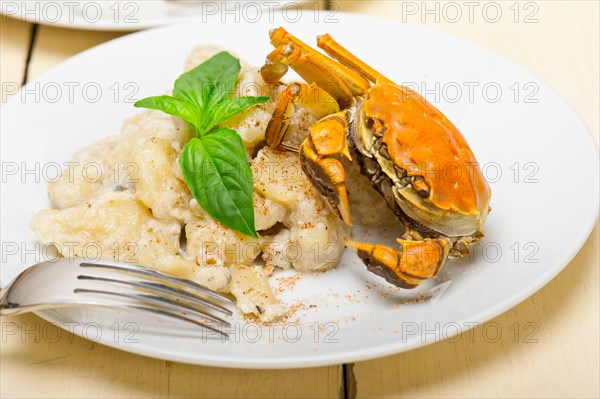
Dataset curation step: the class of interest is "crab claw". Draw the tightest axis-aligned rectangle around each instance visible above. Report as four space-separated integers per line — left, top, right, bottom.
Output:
300 140 353 226
345 238 451 288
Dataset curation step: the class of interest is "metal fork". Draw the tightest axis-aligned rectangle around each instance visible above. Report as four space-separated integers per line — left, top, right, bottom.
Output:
0 258 233 338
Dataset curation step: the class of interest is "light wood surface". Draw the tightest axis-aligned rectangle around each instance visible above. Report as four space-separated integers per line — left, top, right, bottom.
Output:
28 24 124 81
1 2 598 398
0 17 30 101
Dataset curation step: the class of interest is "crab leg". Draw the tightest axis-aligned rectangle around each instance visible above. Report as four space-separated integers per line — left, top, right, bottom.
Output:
345 238 452 288
261 43 355 108
260 48 289 83
299 110 353 225
269 27 371 96
317 33 395 85
266 82 340 150
262 28 371 107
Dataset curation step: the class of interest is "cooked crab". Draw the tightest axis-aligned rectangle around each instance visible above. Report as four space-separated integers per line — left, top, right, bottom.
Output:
260 27 491 288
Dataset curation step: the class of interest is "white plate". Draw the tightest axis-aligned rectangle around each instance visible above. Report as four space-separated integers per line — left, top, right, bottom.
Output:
0 0 313 31
1 12 598 368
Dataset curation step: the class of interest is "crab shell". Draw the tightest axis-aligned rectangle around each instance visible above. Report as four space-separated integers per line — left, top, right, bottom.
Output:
350 83 491 242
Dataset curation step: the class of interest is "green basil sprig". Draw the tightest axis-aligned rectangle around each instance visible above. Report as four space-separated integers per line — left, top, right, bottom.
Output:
134 52 269 238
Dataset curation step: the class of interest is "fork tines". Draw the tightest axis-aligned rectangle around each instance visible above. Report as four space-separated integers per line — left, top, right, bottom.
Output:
76 261 233 338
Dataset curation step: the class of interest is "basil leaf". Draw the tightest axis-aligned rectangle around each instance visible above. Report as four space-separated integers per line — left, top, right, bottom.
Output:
173 52 241 134
179 128 257 238
135 52 271 237
134 96 199 129
210 96 270 128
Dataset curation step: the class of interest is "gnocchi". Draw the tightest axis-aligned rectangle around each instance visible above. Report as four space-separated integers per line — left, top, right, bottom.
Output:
31 45 348 322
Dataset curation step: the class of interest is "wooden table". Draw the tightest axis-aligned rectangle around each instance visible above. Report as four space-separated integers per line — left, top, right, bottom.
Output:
1 1 598 398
